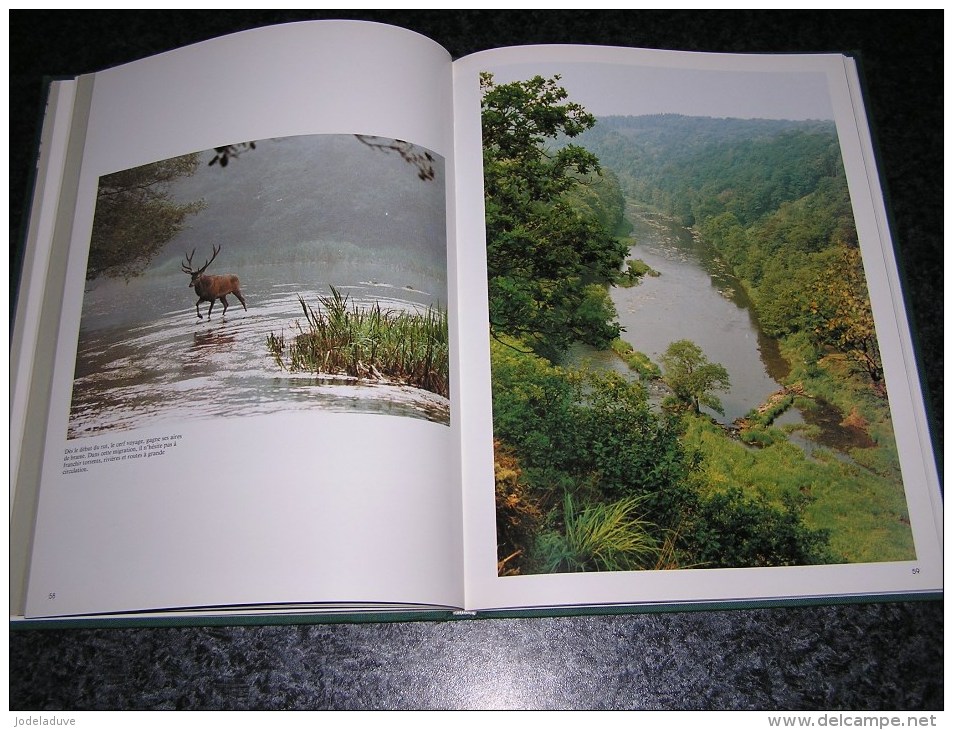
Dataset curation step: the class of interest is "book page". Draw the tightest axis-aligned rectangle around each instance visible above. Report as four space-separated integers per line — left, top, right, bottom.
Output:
21 21 464 618
453 45 941 611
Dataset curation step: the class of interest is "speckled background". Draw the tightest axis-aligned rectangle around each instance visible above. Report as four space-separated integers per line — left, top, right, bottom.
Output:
10 11 942 710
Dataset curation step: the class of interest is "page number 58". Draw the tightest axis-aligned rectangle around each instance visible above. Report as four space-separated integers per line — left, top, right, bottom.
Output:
911 567 920 575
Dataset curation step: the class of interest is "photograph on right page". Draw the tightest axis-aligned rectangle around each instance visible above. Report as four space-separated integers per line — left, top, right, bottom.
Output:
479 63 915 577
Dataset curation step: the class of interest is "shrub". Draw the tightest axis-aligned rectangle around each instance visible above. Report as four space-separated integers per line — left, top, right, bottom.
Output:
494 441 543 576
683 487 834 568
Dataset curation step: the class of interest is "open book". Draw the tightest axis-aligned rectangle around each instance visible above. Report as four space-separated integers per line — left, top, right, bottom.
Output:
11 20 942 625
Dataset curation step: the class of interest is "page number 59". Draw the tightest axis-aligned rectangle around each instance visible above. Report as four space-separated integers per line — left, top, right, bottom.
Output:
48 592 56 600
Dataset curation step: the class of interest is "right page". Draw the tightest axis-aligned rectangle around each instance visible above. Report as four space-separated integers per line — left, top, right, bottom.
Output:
453 45 942 611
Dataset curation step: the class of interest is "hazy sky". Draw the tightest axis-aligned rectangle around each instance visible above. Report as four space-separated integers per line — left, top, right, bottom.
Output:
485 62 835 121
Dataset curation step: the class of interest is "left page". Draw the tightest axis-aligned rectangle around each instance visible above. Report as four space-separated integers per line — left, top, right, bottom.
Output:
16 21 463 619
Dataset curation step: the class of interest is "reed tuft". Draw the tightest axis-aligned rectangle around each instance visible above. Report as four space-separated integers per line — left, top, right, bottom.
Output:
267 287 449 398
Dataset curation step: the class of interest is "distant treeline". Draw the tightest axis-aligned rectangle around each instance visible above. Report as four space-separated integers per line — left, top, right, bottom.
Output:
578 114 843 227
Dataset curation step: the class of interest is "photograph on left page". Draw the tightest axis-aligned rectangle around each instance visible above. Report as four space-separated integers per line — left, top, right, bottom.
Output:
68 133 449 439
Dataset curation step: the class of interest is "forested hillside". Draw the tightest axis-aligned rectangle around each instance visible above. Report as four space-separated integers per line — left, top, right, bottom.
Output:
577 115 882 391
577 114 844 228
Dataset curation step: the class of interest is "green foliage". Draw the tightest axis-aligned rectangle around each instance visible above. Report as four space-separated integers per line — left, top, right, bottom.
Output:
738 424 784 448
684 487 834 568
563 167 629 235
615 258 659 287
489 340 868 570
267 287 449 397
490 340 691 531
803 246 884 387
481 73 628 357
481 73 597 174
610 338 661 379
535 494 661 573
660 339 731 415
736 388 798 447
575 284 620 343
88 153 206 280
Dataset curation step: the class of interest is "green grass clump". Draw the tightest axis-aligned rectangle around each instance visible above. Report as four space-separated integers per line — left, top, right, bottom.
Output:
535 493 661 573
268 287 449 398
738 424 784 448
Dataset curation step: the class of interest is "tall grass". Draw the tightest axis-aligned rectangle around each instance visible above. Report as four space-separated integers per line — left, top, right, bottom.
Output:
267 287 449 398
536 493 661 573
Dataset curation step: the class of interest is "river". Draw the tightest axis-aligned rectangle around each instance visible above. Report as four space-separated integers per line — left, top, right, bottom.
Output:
609 210 789 424
575 207 871 454
569 208 788 425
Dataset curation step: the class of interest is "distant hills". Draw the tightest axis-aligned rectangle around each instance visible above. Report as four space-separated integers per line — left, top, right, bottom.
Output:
575 114 844 227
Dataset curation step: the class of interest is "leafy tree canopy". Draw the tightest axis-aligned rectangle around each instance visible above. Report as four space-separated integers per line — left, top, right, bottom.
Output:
481 73 628 358
804 246 884 388
88 153 205 280
660 339 731 416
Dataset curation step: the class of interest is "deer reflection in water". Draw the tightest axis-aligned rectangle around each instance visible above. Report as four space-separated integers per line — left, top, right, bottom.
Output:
190 329 238 351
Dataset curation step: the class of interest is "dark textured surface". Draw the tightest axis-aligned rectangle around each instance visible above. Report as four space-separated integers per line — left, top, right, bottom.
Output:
10 11 942 710
9 604 945 710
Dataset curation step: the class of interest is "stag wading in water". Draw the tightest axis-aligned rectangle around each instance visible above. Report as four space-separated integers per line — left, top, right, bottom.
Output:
182 245 247 319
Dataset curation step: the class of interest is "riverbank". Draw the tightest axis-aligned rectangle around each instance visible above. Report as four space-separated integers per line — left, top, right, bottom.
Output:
599 205 914 563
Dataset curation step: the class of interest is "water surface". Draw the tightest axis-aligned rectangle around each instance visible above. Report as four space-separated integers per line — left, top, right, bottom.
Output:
610 211 783 423
69 264 450 439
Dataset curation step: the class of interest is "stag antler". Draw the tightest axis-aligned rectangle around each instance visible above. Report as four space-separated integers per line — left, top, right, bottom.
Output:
181 249 196 274
182 245 221 275
181 244 245 319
